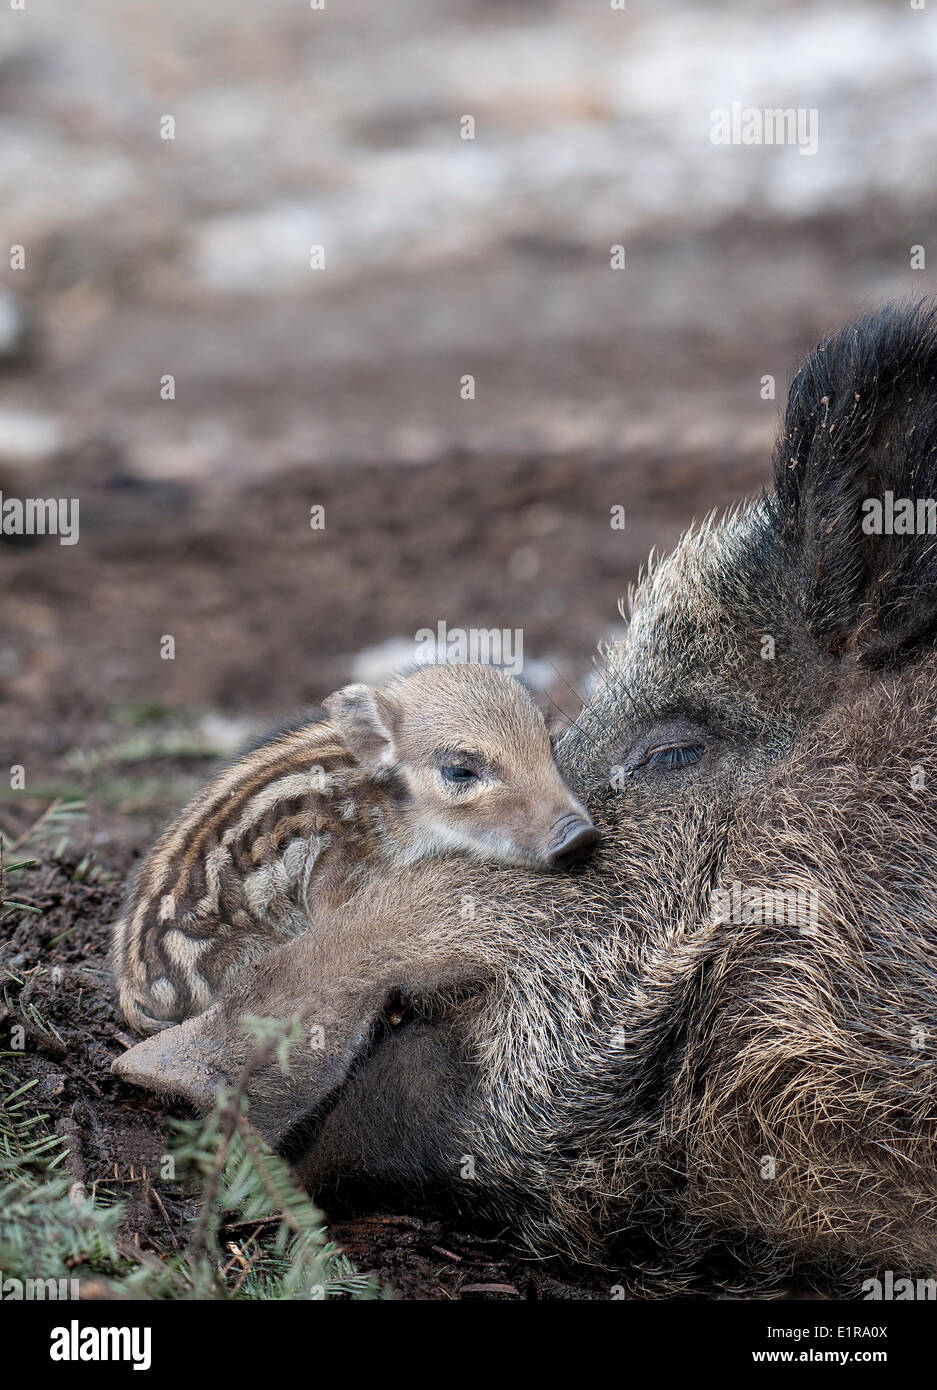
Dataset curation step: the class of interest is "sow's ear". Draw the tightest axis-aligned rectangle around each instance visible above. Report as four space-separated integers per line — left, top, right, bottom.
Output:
111 1005 233 1112
110 930 397 1152
111 1002 321 1150
774 299 937 667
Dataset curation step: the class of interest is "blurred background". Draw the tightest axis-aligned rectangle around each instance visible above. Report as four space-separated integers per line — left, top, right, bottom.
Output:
2 0 937 865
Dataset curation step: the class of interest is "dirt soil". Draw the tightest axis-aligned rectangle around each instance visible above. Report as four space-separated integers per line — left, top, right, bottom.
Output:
3 0 937 1300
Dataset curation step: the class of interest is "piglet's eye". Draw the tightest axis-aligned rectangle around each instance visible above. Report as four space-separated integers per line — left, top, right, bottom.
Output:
440 765 478 783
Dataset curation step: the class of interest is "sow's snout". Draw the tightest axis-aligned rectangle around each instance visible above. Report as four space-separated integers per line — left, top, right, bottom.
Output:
548 811 599 870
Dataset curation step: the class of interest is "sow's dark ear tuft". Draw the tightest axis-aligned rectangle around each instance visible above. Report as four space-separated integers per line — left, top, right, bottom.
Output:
774 298 937 667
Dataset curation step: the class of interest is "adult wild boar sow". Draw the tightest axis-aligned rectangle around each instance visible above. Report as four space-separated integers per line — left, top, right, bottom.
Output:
115 302 937 1295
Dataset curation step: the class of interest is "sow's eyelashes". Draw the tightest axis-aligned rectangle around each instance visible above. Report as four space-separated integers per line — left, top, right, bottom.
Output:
645 744 705 770
615 728 707 779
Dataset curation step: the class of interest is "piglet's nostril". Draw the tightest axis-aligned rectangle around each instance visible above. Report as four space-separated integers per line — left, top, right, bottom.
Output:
549 816 599 870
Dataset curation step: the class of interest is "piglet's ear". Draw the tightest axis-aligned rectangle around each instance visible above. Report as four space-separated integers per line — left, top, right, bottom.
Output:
322 684 399 772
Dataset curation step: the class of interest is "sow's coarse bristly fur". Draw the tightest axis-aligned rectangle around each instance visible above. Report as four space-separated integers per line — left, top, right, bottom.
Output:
113 300 937 1297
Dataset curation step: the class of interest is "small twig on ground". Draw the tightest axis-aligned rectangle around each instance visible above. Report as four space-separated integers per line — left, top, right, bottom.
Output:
147 1180 182 1252
221 1214 281 1234
55 1116 87 1189
4 798 64 854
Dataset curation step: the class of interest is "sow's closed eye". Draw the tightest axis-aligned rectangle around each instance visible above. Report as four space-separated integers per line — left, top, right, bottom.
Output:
613 723 708 782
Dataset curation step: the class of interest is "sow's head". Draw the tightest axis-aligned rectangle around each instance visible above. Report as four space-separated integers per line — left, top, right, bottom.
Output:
114 302 937 1289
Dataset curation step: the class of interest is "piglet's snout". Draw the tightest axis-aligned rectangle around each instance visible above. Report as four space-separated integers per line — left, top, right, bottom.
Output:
548 811 599 870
